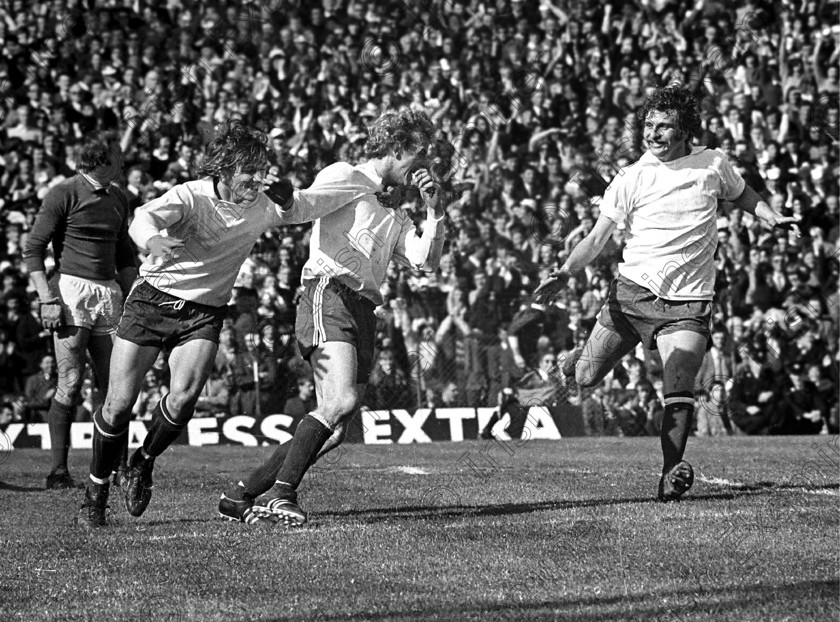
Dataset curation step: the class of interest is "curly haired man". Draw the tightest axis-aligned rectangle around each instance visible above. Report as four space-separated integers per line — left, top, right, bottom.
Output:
535 84 798 501
79 120 310 527
219 107 448 526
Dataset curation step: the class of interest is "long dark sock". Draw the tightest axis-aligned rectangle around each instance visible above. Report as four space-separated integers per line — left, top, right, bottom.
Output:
661 393 695 472
274 414 333 490
481 411 500 436
48 400 73 473
90 408 129 481
116 434 129 472
238 442 293 499
143 395 188 458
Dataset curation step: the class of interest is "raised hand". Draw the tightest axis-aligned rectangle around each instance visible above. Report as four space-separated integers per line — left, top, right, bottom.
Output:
412 168 442 215
263 177 294 208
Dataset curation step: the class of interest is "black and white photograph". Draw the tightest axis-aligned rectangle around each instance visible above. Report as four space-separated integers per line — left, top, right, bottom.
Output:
0 0 838 619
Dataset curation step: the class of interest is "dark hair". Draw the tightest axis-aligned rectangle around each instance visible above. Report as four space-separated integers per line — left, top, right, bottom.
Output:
636 380 655 394
640 83 702 143
364 107 435 159
195 119 270 178
76 142 114 172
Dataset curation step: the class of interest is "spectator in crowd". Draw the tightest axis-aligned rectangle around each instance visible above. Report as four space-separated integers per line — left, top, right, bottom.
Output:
366 347 414 411
23 353 56 423
480 350 561 440
283 377 317 419
195 370 231 419
729 335 782 435
614 380 664 438
0 327 24 398
12 295 51 376
774 362 828 434
694 325 735 436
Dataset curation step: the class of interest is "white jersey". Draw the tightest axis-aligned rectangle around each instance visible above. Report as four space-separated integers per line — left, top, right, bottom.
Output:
130 179 287 306
282 161 446 306
599 146 745 301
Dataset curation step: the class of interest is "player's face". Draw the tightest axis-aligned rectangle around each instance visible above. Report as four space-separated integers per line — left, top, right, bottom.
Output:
88 152 122 186
224 166 267 205
387 142 429 187
643 110 688 162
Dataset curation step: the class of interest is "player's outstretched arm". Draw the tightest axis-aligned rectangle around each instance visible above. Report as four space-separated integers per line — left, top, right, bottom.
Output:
535 214 617 301
732 185 800 233
269 163 370 225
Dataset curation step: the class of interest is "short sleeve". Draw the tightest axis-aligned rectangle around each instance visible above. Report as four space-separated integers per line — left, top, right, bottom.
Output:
597 172 632 225
716 150 747 201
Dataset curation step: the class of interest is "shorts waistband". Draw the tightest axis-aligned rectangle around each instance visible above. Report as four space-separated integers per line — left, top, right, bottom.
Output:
54 272 118 286
138 279 225 313
321 277 376 308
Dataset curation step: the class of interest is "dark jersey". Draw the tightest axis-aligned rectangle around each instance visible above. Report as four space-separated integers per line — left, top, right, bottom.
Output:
24 175 136 281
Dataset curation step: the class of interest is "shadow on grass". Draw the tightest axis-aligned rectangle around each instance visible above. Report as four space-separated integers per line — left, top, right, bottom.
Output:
299 578 838 622
314 481 838 523
0 480 43 493
705 481 839 493
315 492 738 522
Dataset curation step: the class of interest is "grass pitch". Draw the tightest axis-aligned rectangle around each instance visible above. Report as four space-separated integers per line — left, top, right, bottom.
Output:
1 436 838 621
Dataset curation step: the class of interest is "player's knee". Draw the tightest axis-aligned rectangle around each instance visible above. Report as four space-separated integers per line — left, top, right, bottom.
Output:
102 394 134 426
319 391 358 423
162 391 197 423
55 376 84 404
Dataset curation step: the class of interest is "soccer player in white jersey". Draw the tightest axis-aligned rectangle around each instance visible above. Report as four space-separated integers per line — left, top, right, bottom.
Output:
535 84 798 501
78 119 333 527
219 108 446 526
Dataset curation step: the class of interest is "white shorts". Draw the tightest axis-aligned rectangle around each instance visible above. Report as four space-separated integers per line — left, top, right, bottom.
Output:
51 273 124 336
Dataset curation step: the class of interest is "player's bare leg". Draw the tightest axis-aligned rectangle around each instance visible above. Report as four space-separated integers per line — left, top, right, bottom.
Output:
253 341 360 525
572 321 640 393
123 338 217 517
79 336 159 528
47 326 91 489
656 330 707 501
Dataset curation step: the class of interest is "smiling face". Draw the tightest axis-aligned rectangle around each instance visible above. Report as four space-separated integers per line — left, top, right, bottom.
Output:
643 109 688 162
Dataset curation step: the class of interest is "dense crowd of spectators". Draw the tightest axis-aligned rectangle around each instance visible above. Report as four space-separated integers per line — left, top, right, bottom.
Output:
0 0 838 436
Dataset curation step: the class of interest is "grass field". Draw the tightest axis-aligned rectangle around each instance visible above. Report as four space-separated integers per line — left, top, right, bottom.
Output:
1 436 838 621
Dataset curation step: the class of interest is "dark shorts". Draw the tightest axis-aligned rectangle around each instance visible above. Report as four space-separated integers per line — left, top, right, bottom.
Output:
117 279 226 349
295 277 377 384
597 275 711 350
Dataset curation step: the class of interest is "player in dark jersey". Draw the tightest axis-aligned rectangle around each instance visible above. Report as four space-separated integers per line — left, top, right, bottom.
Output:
24 135 137 489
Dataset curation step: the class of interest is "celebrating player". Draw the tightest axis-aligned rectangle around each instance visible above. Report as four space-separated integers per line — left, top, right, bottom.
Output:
78 120 299 527
24 134 137 490
219 107 447 526
534 84 798 501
